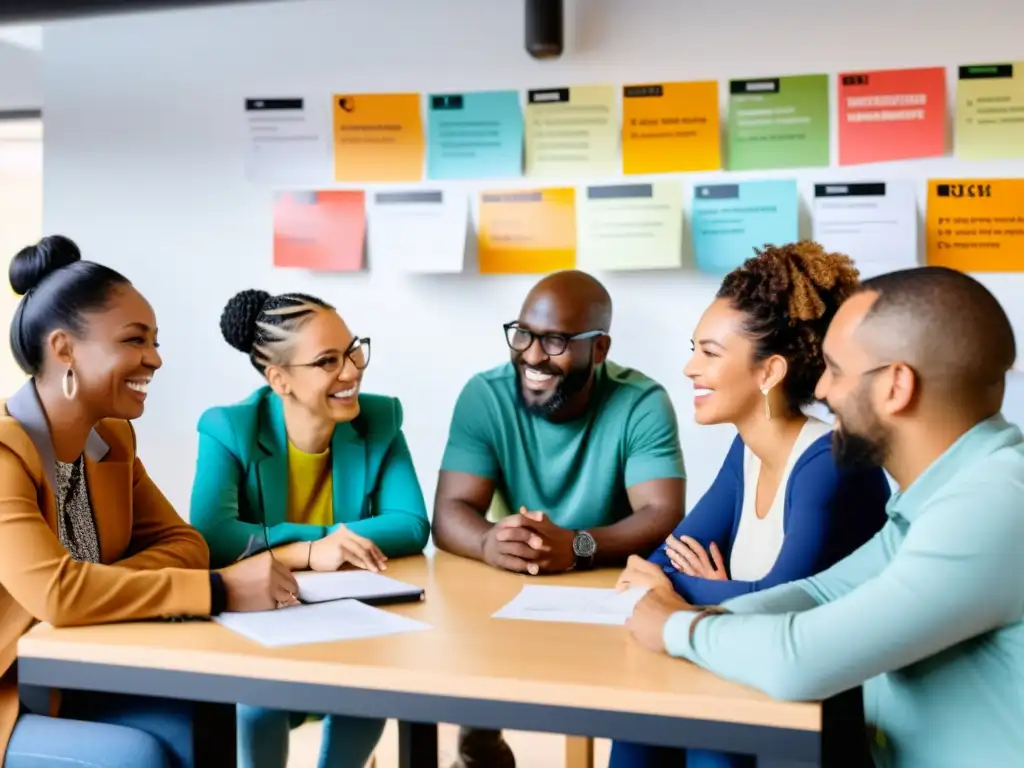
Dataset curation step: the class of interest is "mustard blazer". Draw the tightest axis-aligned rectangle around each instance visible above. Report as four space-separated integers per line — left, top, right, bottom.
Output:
0 381 212 763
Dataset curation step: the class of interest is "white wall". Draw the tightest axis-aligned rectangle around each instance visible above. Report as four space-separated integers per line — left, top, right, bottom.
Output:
41 0 1024 518
0 38 41 111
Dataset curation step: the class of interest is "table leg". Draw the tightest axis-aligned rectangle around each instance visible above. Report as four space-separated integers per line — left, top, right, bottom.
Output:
398 720 438 768
564 735 593 768
191 700 236 768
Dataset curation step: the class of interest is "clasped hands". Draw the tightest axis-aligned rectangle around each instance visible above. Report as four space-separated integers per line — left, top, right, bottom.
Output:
309 524 388 573
481 507 576 575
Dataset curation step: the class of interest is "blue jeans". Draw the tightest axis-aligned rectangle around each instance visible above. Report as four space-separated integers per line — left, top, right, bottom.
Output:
6 692 194 768
608 742 756 768
237 706 385 768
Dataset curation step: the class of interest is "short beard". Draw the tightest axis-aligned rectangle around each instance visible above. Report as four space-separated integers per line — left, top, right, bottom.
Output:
516 362 593 420
832 420 888 471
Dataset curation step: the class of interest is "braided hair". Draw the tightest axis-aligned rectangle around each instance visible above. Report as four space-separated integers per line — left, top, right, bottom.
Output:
220 290 334 374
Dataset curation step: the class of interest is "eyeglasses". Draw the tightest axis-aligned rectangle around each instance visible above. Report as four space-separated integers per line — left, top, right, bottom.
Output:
286 337 371 374
503 322 605 357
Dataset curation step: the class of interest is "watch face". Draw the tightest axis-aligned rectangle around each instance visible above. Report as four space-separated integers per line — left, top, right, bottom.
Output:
573 531 597 557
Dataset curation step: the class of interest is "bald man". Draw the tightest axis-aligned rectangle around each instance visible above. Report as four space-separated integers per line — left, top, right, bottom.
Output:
621 267 1024 768
434 270 686 768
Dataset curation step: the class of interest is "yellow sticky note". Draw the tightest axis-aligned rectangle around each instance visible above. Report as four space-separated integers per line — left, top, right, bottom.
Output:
478 188 576 274
622 81 721 174
927 179 1024 271
578 182 683 271
333 93 424 181
955 63 1024 160
525 86 618 177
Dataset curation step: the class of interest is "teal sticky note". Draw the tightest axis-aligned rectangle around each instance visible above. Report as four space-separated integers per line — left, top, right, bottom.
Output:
427 90 523 180
691 180 799 274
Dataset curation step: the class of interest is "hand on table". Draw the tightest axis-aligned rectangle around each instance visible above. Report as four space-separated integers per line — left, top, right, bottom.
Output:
216 552 300 612
615 554 675 598
310 525 388 573
665 535 728 580
481 508 574 575
626 587 694 654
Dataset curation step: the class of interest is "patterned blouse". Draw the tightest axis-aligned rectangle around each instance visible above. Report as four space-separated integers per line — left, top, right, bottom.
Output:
54 455 100 563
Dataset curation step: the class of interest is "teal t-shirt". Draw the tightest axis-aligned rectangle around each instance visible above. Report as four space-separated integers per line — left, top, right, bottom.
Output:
440 361 686 530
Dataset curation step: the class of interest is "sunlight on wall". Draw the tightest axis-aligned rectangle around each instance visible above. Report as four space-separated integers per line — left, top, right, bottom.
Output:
0 118 41 397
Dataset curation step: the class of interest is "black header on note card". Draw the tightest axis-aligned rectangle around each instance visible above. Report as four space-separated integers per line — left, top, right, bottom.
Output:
528 88 570 104
375 191 444 205
588 184 654 200
696 184 740 200
624 85 664 98
958 64 1013 80
841 74 870 87
431 95 464 110
730 78 780 95
246 98 303 111
814 183 886 198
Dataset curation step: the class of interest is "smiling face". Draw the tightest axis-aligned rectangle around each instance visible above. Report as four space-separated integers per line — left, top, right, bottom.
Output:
265 309 367 424
684 297 779 426
50 284 162 421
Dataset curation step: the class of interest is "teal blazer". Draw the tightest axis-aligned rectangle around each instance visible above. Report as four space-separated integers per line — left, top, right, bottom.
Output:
190 386 430 568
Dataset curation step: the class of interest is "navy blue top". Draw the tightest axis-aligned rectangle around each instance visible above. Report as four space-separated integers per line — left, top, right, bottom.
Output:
649 432 890 606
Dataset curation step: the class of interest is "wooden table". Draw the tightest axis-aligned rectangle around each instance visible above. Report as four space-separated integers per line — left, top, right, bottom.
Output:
18 553 853 767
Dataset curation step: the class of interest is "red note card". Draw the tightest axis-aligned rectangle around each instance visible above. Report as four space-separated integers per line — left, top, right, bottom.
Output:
838 67 946 165
273 190 366 271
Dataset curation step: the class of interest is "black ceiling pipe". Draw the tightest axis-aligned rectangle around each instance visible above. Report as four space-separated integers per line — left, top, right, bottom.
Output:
0 0 293 23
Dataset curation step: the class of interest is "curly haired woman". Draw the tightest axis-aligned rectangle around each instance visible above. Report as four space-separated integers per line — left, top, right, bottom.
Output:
610 242 891 768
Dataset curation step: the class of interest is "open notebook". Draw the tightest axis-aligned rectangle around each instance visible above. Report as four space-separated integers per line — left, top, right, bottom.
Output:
295 570 425 605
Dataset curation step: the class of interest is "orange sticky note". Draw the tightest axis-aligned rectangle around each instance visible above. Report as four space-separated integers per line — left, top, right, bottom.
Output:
478 188 576 274
273 190 366 271
333 93 424 182
926 179 1024 272
622 81 721 174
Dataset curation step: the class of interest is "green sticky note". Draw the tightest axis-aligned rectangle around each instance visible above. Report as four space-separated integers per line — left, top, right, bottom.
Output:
727 74 830 170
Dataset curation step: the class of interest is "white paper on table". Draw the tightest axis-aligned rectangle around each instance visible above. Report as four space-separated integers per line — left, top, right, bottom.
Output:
492 585 649 626
811 180 918 279
295 571 424 605
369 190 468 273
243 95 332 184
215 599 431 647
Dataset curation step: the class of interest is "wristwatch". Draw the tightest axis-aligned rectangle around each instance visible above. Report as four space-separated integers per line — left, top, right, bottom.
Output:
572 530 597 570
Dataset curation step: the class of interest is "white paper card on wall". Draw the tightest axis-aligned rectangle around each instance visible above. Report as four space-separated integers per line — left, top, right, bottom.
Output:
369 190 468 273
244 97 332 184
811 181 918 279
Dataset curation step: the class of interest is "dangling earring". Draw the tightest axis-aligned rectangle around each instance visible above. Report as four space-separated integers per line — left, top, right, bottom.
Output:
761 387 772 420
62 368 78 400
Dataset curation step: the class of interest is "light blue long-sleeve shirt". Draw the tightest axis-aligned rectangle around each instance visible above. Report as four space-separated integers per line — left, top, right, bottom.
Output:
663 415 1024 768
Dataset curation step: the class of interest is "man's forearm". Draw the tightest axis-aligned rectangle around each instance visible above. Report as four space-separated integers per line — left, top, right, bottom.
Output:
432 500 493 560
591 506 680 567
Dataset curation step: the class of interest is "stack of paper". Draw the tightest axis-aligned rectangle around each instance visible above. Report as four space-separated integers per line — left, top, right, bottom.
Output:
215 599 431 647
492 585 648 626
294 570 424 605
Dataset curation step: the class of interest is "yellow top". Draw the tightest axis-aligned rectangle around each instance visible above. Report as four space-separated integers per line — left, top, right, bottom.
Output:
286 441 334 527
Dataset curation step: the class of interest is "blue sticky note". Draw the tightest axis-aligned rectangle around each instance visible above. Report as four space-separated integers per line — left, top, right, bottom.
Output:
427 90 523 180
691 180 799 274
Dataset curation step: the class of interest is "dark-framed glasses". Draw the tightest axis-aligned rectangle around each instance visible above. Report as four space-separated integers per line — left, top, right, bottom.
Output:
287 336 371 374
503 322 605 357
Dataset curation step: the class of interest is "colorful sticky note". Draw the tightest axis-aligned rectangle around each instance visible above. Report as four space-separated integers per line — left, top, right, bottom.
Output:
838 68 946 165
478 188 576 274
578 182 683 271
333 93 424 182
370 190 467 273
273 191 366 271
525 86 618 177
727 75 830 170
621 81 721 174
926 179 1024 272
427 91 523 180
955 63 1024 160
812 181 918 279
692 181 799 274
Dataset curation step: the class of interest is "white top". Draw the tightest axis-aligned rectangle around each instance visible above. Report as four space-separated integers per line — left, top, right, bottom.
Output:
729 417 832 581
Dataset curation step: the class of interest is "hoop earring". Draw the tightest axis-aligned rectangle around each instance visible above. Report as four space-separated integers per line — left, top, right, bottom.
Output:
761 387 772 420
62 368 78 400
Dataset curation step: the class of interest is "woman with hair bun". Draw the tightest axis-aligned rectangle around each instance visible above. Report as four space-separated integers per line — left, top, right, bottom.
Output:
0 237 297 768
190 290 429 768
611 242 891 768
